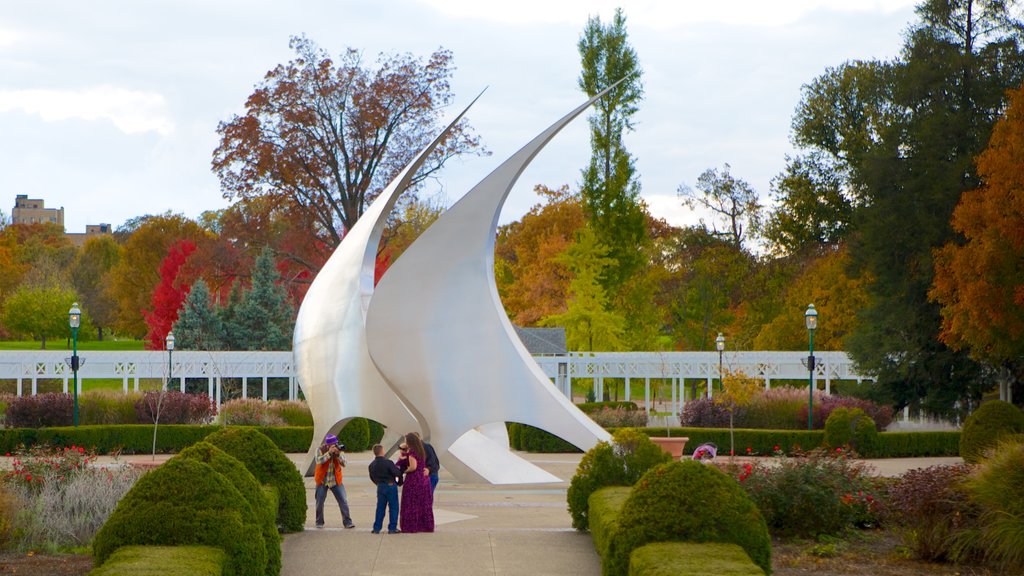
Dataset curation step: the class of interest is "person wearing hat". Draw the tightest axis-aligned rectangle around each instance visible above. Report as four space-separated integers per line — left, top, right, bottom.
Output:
314 433 355 529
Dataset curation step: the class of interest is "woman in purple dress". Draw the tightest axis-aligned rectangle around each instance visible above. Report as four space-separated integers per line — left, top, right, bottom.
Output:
397 433 434 533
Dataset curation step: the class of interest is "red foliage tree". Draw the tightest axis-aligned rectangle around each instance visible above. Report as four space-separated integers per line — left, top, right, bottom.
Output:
143 240 196 350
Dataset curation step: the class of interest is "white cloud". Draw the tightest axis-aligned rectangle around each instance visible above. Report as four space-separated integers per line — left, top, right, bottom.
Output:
0 85 174 135
411 0 918 28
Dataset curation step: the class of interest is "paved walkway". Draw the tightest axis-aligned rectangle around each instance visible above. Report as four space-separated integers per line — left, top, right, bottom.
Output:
84 451 964 576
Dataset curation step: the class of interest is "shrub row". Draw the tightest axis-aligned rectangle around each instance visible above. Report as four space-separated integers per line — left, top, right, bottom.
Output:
4 392 216 428
0 425 314 455
507 422 582 453
88 545 226 576
629 542 766 576
576 402 639 414
681 389 893 431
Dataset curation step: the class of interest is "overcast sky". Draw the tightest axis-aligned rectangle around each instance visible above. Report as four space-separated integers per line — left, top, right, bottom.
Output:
1 1 918 234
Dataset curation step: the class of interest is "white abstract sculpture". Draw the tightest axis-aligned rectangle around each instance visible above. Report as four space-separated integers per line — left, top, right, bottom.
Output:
292 100 478 474
364 91 612 483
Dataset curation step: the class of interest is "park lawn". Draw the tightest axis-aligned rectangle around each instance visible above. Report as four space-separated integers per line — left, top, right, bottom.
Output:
0 339 146 351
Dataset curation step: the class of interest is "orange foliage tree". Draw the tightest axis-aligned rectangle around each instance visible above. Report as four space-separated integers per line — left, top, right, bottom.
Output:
931 84 1024 365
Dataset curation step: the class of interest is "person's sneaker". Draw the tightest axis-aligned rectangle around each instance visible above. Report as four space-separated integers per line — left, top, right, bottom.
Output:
315 524 324 529
388 529 401 534
371 530 381 534
344 523 355 529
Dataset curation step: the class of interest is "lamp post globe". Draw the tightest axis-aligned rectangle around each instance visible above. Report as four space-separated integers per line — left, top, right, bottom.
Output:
165 331 175 392
804 304 818 431
68 303 81 427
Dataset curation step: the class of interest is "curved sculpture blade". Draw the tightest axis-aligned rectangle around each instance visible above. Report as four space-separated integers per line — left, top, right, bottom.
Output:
366 89 617 483
293 97 480 473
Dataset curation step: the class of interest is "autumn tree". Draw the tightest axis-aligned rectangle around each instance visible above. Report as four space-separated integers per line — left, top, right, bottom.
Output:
678 163 762 250
378 195 445 278
172 279 226 351
542 227 624 352
577 8 648 290
212 35 483 259
495 185 585 326
108 213 210 337
70 235 121 340
931 82 1024 391
715 370 763 458
144 240 197 350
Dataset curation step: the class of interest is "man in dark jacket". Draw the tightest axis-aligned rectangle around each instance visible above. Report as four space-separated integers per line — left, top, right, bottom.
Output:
367 444 403 534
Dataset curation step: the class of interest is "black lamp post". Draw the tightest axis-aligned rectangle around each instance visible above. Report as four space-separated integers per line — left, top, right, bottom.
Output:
165 331 175 391
68 303 81 427
715 332 725 390
805 304 818 431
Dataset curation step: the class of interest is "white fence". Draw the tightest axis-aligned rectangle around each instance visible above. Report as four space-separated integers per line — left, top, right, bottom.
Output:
0 350 867 417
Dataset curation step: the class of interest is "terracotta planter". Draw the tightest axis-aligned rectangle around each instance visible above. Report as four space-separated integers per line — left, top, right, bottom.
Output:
649 436 689 460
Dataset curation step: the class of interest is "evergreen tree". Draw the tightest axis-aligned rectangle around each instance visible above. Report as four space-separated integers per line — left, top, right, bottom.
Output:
231 247 295 350
220 279 245 349
172 279 226 350
577 7 647 290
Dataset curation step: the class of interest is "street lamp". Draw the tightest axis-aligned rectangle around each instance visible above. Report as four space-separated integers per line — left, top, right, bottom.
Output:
805 304 818 431
68 303 81 427
715 332 725 390
165 331 175 391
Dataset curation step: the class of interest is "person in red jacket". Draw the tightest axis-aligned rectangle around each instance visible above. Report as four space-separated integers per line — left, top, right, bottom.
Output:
314 434 354 529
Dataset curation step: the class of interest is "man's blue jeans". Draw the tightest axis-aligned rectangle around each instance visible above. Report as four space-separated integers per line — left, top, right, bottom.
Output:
429 473 439 492
315 483 353 527
373 483 399 532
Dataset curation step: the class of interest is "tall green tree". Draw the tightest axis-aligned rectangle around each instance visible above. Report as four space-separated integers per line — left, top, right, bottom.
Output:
678 163 762 250
762 153 854 256
577 7 647 290
795 0 1024 415
1 285 84 349
70 235 122 340
226 247 294 350
542 227 625 351
172 279 226 351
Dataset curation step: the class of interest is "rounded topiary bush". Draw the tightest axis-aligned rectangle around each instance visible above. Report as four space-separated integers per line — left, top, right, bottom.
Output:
824 407 878 455
567 428 671 531
337 417 371 452
177 442 282 576
92 457 267 576
606 461 771 576
960 400 1024 464
204 427 306 532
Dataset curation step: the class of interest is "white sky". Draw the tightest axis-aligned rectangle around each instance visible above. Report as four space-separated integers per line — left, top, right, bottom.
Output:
0 0 917 234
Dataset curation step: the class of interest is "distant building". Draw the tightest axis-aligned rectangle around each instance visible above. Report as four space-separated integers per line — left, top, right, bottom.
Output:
12 194 64 227
66 223 113 247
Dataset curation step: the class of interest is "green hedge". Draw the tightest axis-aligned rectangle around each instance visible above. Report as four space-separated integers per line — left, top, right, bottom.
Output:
589 487 632 559
507 423 582 453
88 545 226 576
628 542 765 576
0 425 313 455
577 402 640 414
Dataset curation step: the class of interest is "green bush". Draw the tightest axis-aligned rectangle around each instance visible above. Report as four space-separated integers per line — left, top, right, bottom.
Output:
506 422 522 450
567 429 672 531
959 400 1024 463
515 423 581 453
267 401 312 426
255 427 313 453
367 419 385 445
337 417 371 452
735 450 879 538
957 438 1024 572
176 442 281 576
0 425 313 455
628 542 765 576
79 391 141 425
589 487 631 559
823 407 877 455
88 545 226 576
92 458 267 576
607 461 771 576
204 427 307 533
577 402 640 414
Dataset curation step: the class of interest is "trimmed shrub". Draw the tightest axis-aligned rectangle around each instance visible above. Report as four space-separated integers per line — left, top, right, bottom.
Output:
204 427 306 533
337 417 371 452
589 487 631 559
885 464 976 562
567 429 671 531
0 425 314 455
607 461 771 576
367 419 385 445
92 458 268 576
5 393 73 427
823 407 878 455
733 450 880 537
134 391 216 425
514 423 581 453
256 426 314 453
577 401 640 414
88 545 226 576
506 422 522 450
820 395 893 431
177 442 282 576
960 400 1024 463
629 542 765 576
957 438 1024 572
